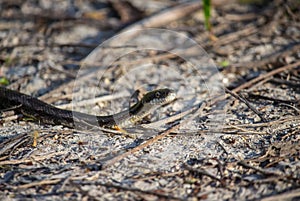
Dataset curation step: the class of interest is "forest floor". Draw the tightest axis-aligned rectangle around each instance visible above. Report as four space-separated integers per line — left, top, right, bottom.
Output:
0 0 299 200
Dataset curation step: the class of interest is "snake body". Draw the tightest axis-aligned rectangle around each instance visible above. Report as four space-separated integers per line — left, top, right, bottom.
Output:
0 87 175 129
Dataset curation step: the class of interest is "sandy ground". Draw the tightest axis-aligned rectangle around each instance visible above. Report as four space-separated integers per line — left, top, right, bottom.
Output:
0 0 299 200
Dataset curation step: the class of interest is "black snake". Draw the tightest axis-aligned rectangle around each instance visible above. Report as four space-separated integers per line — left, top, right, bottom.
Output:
0 87 176 130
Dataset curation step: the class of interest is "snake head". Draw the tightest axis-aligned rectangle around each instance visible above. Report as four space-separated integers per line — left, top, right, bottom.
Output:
141 88 176 105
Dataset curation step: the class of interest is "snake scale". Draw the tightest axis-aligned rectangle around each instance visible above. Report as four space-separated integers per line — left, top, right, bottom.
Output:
0 87 176 130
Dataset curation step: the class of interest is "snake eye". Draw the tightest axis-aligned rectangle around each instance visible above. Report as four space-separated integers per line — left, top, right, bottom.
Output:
155 91 161 98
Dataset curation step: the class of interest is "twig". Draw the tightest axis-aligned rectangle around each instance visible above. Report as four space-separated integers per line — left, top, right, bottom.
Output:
237 161 282 176
101 122 182 169
261 188 300 201
183 164 222 183
101 103 204 169
75 180 183 200
224 87 268 122
232 61 300 93
271 77 300 88
228 124 267 135
112 51 177 66
122 1 201 32
213 24 258 48
16 179 61 189
231 116 300 128
281 129 299 141
200 62 300 116
231 43 300 69
0 151 65 165
57 91 127 109
143 103 202 129
0 133 30 156
246 93 299 105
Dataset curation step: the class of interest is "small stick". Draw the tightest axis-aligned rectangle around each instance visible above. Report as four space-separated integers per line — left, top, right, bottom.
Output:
0 151 65 165
16 179 61 189
237 160 282 176
231 43 300 69
183 164 222 183
232 61 300 93
101 103 204 169
224 87 267 122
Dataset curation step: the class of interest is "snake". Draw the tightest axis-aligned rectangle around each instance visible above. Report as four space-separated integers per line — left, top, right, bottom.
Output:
0 87 176 130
